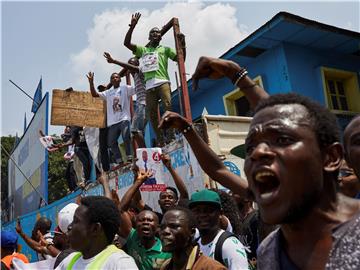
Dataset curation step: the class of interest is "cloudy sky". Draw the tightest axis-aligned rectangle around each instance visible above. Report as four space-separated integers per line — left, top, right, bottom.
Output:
1 0 359 136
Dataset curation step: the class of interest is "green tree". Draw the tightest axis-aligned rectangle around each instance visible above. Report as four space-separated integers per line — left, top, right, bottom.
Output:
48 144 68 203
1 135 16 203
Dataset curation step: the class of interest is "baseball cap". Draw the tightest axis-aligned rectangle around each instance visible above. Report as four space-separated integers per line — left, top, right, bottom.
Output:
58 203 78 233
230 144 246 159
1 230 18 249
189 189 222 209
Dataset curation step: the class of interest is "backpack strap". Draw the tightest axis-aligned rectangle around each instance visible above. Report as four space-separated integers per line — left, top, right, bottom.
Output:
214 231 237 266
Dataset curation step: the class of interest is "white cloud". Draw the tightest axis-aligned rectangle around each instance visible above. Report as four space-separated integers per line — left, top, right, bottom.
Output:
69 2 248 90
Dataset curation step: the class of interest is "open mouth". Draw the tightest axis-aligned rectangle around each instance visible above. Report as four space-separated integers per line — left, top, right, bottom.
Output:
253 170 280 204
141 226 151 234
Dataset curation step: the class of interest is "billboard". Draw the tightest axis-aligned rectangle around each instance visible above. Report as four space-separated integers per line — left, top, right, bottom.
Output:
8 94 49 219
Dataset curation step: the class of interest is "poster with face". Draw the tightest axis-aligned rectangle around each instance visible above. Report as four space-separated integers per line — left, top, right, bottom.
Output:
136 147 166 192
140 52 159 73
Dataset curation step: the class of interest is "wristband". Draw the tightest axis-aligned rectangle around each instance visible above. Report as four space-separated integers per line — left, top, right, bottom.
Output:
182 125 193 134
232 68 248 85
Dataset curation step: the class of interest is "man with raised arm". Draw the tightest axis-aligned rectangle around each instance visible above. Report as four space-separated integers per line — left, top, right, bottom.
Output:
104 52 147 148
87 71 134 166
118 170 171 270
16 217 54 261
124 12 186 145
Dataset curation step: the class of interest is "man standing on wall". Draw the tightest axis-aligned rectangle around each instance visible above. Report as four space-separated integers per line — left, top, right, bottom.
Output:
88 72 135 166
124 12 186 146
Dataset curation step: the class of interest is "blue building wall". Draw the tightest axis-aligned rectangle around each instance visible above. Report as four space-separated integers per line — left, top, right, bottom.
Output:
246 44 292 95
177 42 359 126
184 44 293 120
283 42 360 105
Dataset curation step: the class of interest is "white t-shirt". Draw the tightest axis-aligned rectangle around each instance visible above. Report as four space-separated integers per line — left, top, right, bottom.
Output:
198 229 248 270
55 249 138 270
98 85 135 127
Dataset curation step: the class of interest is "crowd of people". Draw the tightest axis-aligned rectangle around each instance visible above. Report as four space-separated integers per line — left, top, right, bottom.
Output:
2 12 360 270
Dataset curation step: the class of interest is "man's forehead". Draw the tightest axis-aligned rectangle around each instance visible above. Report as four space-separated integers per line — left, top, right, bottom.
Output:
161 189 176 196
139 210 155 217
250 104 311 130
164 211 186 222
150 27 160 33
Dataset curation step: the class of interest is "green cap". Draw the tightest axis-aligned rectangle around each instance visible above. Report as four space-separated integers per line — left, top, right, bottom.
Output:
189 189 221 209
230 144 246 159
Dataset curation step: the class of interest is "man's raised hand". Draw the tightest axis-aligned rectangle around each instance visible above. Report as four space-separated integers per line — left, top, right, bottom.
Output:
161 154 172 169
103 52 115 64
135 170 153 185
158 111 191 132
129 12 141 28
192 56 241 91
86 71 94 83
15 218 23 234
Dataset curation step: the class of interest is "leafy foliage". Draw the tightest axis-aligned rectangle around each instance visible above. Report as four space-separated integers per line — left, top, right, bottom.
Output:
1 136 16 202
48 143 69 203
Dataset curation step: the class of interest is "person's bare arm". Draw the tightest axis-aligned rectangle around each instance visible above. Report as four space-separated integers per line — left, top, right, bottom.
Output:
131 162 146 210
161 154 189 200
16 219 45 254
37 231 60 257
118 170 152 238
39 130 46 137
192 56 269 109
159 111 251 199
119 170 152 212
57 137 74 149
124 13 141 52
87 71 99 97
98 173 111 199
104 52 139 74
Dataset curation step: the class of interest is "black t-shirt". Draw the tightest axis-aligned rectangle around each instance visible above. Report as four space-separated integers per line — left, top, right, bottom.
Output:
239 210 259 261
70 126 87 148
